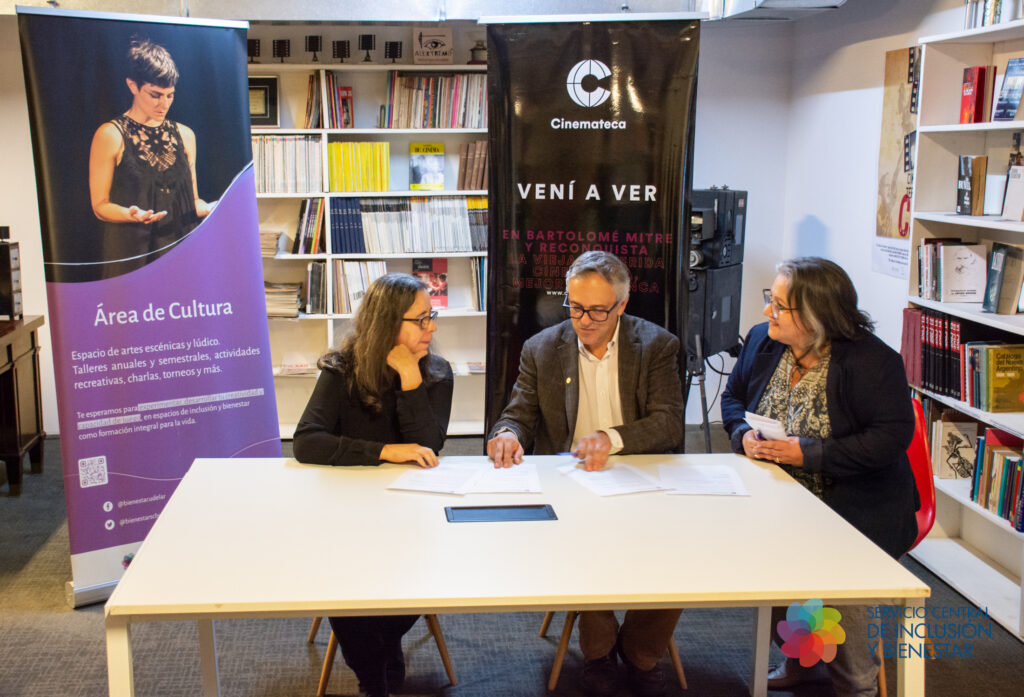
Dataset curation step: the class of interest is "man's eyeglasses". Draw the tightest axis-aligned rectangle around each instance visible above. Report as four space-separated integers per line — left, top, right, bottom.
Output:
401 310 439 329
562 298 621 322
762 289 796 320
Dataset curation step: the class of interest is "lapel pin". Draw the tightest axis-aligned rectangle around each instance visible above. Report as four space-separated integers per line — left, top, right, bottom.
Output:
566 377 571 384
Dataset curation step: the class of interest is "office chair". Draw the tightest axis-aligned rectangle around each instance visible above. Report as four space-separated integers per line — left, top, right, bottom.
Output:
307 615 457 696
539 611 687 691
877 396 936 697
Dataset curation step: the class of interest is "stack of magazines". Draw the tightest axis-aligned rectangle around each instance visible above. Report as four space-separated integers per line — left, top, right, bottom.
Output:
265 282 301 318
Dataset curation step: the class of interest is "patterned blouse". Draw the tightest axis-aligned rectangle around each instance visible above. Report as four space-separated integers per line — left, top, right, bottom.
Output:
755 346 832 498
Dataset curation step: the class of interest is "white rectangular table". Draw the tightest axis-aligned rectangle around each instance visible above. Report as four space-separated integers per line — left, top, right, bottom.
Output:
105 454 930 696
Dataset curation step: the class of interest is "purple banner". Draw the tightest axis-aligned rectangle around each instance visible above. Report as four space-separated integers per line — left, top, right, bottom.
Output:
19 8 279 598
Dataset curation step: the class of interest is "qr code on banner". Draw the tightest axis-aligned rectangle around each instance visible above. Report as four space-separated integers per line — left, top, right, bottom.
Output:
78 456 108 488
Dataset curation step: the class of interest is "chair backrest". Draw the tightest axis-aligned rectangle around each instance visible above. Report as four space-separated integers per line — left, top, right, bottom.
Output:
907 397 936 550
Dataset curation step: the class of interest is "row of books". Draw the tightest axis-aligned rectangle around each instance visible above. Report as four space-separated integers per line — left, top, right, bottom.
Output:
383 71 487 129
960 57 1024 123
323 71 354 129
917 238 1024 313
956 134 1024 221
327 196 487 254
303 72 322 129
971 426 1024 529
267 258 488 317
457 140 488 191
326 141 391 192
900 306 1024 411
333 260 389 314
469 256 487 312
292 199 326 255
918 398 1024 531
253 135 323 194
964 1 1019 33
916 239 986 302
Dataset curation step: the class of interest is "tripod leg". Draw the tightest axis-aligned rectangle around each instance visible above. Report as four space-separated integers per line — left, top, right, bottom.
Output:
698 369 712 453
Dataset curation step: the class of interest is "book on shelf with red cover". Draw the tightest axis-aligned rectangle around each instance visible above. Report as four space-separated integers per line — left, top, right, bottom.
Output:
412 258 448 308
961 65 989 124
338 85 354 129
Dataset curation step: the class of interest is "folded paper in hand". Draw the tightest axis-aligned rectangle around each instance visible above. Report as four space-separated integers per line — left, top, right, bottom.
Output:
744 412 787 441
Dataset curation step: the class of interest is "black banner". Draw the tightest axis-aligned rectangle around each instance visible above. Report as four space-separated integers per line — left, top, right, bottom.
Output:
485 20 699 433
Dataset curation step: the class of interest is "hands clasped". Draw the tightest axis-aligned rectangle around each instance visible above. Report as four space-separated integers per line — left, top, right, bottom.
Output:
742 430 804 467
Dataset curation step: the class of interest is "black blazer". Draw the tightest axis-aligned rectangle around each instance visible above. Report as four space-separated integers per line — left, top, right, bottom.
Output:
490 314 683 455
721 322 919 559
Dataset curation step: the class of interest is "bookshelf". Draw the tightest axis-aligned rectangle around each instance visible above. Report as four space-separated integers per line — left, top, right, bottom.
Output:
908 19 1024 641
250 25 488 439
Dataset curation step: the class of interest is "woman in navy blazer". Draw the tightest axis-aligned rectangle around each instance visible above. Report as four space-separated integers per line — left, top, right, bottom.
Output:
721 257 918 696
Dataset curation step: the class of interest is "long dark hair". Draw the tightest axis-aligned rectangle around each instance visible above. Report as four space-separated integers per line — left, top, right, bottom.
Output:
777 257 874 352
319 273 431 412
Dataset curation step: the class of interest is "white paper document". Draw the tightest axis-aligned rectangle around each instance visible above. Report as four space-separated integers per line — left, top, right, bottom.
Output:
658 464 749 497
387 460 482 495
467 461 542 493
564 464 667 497
388 458 542 495
744 411 788 441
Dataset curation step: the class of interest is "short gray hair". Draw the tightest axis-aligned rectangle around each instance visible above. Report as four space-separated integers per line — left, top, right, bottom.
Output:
565 251 631 302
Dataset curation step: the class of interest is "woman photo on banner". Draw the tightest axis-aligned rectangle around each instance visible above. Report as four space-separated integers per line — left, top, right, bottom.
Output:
89 37 215 267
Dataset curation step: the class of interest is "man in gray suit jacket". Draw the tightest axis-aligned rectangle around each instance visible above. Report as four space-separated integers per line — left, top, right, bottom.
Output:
487 251 683 697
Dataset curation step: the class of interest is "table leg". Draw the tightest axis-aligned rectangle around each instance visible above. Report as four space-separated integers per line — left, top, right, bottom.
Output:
749 606 771 697
198 619 220 697
105 615 134 697
896 598 925 697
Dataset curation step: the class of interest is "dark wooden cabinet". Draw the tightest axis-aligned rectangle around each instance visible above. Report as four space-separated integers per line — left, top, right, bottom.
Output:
0 315 45 496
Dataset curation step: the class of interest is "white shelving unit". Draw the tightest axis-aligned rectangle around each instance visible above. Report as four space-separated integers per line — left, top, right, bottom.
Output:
249 23 488 438
908 20 1024 641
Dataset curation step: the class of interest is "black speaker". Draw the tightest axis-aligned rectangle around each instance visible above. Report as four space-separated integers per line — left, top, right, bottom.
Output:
685 263 742 370
689 188 747 269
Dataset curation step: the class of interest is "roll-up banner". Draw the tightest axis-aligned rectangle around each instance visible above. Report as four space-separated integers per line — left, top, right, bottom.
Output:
484 19 699 433
18 7 280 605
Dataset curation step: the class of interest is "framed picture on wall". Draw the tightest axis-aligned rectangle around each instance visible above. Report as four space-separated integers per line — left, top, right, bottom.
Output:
248 76 279 127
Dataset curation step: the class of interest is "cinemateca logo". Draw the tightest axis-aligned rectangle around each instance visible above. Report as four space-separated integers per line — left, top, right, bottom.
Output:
778 599 846 666
566 59 611 107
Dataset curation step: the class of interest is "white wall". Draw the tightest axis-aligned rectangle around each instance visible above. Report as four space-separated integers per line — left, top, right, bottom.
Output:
687 18 794 424
0 15 55 435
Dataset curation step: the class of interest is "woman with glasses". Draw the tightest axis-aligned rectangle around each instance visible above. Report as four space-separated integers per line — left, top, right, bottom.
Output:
721 257 918 697
293 272 452 697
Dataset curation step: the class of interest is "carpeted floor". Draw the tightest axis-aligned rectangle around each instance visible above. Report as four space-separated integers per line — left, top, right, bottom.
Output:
1 432 1022 696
